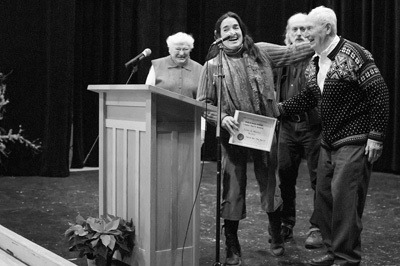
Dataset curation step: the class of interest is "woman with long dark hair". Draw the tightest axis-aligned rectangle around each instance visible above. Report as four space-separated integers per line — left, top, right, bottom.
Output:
197 11 313 265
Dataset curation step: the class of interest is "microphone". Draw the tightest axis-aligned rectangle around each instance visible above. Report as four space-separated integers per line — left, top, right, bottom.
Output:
125 48 152 67
211 33 234 46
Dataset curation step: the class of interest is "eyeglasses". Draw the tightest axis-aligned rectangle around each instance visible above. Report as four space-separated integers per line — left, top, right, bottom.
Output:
291 26 306 33
174 47 190 52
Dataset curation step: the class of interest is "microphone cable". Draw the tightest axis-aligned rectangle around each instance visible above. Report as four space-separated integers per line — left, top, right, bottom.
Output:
180 48 214 265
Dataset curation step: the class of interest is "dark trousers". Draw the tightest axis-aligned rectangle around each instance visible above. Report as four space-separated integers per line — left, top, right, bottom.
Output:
315 145 371 265
220 130 282 220
277 120 321 227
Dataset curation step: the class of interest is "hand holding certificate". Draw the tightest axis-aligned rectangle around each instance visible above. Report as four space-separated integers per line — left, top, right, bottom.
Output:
228 110 277 152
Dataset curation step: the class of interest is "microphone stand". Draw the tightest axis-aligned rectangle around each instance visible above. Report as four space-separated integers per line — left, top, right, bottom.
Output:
125 65 138 84
213 43 224 266
84 64 137 165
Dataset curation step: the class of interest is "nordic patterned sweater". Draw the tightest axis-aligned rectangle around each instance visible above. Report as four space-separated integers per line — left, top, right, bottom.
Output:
279 37 389 150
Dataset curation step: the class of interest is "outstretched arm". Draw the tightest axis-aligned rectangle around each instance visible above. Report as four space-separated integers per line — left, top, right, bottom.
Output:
257 42 314 68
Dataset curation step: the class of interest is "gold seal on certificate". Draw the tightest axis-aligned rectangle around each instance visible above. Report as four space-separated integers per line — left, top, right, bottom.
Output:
228 110 277 152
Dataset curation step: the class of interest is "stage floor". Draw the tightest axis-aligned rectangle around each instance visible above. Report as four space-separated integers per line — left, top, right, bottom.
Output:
0 161 399 265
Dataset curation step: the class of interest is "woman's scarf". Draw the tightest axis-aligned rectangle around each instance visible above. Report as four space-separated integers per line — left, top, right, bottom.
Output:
220 45 280 118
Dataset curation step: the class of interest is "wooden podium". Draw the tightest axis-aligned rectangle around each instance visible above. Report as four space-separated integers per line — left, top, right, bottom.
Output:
88 85 215 266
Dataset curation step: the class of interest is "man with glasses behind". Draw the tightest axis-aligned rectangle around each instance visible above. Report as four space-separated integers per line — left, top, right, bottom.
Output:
275 13 323 249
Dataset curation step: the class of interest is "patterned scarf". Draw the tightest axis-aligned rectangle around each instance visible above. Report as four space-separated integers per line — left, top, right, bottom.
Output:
221 45 279 118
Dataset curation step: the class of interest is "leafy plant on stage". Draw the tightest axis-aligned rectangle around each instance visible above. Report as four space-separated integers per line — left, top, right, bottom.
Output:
0 71 41 167
65 214 135 265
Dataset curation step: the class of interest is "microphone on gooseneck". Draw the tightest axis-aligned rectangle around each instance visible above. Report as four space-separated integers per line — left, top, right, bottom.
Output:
211 33 234 46
125 48 152 68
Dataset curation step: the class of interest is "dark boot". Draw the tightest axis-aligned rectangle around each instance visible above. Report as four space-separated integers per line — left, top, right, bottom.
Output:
224 219 242 265
281 222 294 242
268 211 285 256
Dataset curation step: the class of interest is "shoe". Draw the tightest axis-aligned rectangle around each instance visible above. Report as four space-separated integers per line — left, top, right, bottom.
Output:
267 211 285 256
305 228 324 249
267 225 285 256
270 241 285 256
281 224 293 242
224 220 242 265
308 253 334 266
225 243 242 265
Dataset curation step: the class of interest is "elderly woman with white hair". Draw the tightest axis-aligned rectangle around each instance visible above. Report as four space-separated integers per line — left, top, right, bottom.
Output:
145 32 203 99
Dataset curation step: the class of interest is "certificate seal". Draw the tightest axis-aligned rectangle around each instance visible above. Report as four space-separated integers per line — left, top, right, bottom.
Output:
237 133 244 140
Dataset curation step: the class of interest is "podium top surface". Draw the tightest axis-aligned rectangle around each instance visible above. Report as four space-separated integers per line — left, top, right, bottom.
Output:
88 84 216 112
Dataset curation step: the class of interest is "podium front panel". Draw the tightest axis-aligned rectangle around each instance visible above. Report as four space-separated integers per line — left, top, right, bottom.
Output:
89 85 201 266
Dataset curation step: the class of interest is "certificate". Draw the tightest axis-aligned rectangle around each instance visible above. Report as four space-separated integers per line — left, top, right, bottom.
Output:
228 110 277 152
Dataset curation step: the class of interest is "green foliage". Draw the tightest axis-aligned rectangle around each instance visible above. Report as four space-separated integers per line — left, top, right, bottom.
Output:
65 214 135 262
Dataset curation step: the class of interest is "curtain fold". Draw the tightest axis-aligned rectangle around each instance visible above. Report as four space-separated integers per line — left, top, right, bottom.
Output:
39 0 76 177
71 0 140 167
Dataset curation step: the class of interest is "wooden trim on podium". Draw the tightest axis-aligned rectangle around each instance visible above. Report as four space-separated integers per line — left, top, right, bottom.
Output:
88 84 215 112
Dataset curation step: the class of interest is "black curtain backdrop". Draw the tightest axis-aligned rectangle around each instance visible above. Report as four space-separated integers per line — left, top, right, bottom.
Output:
0 0 399 176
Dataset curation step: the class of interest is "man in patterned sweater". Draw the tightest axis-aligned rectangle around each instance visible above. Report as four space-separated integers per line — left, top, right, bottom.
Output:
278 6 389 266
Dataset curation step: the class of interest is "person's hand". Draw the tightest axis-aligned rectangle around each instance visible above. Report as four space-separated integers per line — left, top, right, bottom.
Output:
203 111 218 124
221 116 239 136
365 139 383 163
200 117 206 146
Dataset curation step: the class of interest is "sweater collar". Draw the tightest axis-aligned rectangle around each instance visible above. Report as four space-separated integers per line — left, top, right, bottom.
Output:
167 56 192 71
311 36 345 61
327 36 345 60
316 35 340 58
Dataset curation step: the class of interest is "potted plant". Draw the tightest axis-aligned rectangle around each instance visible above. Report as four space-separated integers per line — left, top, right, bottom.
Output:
65 214 135 266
